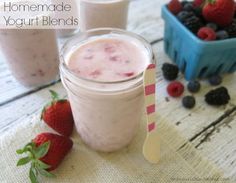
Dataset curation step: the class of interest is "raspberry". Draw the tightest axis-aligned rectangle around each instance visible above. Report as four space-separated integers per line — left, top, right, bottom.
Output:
183 16 204 33
182 96 196 109
167 81 184 97
205 87 230 106
197 27 216 41
209 75 223 86
187 80 201 93
162 63 179 81
225 19 236 38
168 0 183 15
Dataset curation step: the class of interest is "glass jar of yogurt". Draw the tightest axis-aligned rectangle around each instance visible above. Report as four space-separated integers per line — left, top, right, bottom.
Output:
60 28 155 152
79 0 130 31
0 29 59 87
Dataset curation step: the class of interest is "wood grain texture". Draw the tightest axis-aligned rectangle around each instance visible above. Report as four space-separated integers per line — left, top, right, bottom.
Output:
153 42 236 179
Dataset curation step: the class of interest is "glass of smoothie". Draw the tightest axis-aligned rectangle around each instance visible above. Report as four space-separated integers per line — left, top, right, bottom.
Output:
60 28 155 152
79 0 129 32
0 29 59 87
0 0 60 87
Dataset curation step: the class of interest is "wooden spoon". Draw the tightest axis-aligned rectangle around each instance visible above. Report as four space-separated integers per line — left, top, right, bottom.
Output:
142 63 160 164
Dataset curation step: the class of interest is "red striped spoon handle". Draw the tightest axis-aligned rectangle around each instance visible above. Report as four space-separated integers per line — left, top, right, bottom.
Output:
142 64 160 164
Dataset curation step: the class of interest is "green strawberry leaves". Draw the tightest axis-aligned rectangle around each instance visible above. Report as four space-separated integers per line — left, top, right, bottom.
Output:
17 157 31 166
37 160 50 170
16 141 55 183
35 141 50 158
49 90 67 103
207 0 216 4
50 90 59 101
37 168 55 178
30 167 39 183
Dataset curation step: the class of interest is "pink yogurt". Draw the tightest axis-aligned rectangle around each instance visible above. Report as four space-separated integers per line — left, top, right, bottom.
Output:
60 29 154 152
67 37 149 82
79 0 129 31
0 29 59 87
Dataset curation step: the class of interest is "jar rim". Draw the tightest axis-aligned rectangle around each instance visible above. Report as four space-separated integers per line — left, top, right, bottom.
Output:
60 28 155 87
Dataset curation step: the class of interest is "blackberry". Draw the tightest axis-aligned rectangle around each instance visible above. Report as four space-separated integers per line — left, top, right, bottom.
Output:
183 3 194 12
225 19 236 38
182 96 196 109
187 80 201 93
162 63 179 81
181 1 189 6
205 87 230 106
183 15 204 33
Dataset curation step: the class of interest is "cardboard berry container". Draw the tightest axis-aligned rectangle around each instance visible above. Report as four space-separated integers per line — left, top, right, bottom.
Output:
161 5 236 80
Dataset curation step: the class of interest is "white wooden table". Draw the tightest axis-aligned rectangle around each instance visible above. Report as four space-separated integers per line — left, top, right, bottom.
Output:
1 0 236 180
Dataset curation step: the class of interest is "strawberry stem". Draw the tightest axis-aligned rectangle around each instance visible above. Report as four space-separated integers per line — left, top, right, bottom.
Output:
41 90 67 120
207 0 215 4
16 141 55 183
49 90 59 101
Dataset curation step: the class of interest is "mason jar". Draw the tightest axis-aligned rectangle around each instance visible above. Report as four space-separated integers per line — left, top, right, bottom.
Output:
60 28 155 152
79 0 130 31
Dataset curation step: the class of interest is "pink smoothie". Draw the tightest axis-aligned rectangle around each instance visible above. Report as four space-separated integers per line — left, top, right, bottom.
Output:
0 29 59 87
79 0 129 31
61 30 153 152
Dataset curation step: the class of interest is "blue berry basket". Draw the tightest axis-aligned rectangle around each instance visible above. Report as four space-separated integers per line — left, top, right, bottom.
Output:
161 5 236 80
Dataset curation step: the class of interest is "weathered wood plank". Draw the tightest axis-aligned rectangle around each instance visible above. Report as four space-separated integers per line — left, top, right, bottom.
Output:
190 107 236 179
0 0 168 105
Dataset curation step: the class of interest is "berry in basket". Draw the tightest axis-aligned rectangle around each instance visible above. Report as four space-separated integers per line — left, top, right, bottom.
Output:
225 19 236 38
197 27 216 41
168 0 236 41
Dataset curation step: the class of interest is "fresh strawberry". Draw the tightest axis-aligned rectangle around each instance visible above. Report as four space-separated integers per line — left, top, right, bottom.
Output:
41 90 74 137
203 0 235 27
168 0 183 15
16 133 73 183
33 133 73 171
235 2 236 17
193 0 205 7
